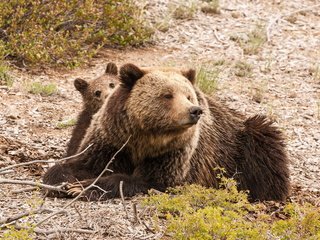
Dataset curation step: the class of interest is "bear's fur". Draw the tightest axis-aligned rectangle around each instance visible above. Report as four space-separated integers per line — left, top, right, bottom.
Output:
44 63 290 201
65 62 119 157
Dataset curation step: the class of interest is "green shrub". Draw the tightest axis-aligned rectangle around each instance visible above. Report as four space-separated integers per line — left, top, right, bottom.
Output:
144 179 320 240
0 0 153 68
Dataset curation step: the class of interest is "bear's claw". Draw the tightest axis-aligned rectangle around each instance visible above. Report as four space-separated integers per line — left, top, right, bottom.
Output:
66 182 85 197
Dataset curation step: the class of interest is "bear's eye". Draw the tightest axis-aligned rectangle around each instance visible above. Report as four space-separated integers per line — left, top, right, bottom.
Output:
187 96 191 101
95 90 102 97
163 93 173 99
109 83 115 88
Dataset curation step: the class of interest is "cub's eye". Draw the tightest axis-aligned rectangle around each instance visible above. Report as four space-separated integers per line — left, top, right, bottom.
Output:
187 96 191 101
109 83 115 88
95 90 102 97
163 93 173 99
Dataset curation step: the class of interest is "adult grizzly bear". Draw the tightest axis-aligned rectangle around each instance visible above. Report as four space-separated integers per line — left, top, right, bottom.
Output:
44 63 290 201
66 62 119 157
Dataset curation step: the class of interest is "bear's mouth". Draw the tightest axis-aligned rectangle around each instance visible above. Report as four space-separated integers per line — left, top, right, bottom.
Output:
178 118 200 128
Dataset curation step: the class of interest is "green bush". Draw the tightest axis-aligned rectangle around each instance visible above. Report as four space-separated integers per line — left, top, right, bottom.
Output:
0 0 153 68
144 179 320 240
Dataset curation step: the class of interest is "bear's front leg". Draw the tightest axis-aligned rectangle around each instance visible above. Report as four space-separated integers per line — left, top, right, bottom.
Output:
66 174 150 201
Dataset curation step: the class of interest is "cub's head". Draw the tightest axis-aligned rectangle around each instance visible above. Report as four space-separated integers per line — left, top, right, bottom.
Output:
119 63 202 134
74 62 119 112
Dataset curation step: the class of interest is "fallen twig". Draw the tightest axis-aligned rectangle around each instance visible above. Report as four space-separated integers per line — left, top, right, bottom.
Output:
12 224 96 235
213 28 228 44
0 170 14 175
0 143 93 173
0 208 55 225
35 136 131 227
0 179 67 192
12 186 38 194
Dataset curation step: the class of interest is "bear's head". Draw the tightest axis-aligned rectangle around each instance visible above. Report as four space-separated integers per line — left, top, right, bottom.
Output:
119 63 203 134
74 62 119 112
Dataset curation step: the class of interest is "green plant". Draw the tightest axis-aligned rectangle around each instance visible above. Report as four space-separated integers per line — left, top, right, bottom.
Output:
234 60 253 77
144 180 320 240
170 1 198 20
201 0 220 15
155 17 172 33
1 225 34 240
0 62 13 87
0 0 153 68
196 64 220 94
27 82 58 96
56 118 76 129
234 25 266 55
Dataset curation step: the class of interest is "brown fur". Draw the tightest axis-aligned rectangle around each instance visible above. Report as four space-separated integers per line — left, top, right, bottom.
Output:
44 63 290 201
65 62 119 157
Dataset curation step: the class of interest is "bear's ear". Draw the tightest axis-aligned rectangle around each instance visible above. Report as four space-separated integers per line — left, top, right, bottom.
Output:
74 78 88 93
120 63 145 88
181 69 196 85
105 62 118 75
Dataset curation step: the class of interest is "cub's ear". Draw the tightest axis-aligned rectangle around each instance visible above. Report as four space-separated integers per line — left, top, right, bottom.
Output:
105 62 118 75
74 78 88 93
120 63 145 89
181 69 196 85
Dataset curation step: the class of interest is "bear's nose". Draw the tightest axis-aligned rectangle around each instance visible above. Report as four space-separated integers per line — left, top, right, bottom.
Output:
189 106 203 122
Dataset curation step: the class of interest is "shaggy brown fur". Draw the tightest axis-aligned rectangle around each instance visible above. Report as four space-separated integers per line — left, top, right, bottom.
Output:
44 63 290 201
65 62 119 157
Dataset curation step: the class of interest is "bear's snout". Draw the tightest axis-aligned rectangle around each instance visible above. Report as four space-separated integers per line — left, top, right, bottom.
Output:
189 106 203 123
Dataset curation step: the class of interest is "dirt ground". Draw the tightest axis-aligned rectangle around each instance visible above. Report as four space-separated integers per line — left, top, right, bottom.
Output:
0 0 319 239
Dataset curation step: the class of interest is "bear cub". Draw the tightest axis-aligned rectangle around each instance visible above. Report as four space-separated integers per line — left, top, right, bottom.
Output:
65 62 119 157
44 63 290 202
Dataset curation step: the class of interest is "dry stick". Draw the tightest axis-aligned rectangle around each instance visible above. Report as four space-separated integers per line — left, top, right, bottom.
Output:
266 3 320 42
132 203 139 224
0 170 14 175
0 179 67 192
0 208 55 226
0 143 94 173
213 28 228 44
35 136 131 227
13 224 95 235
0 208 59 230
12 186 37 194
119 180 129 219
